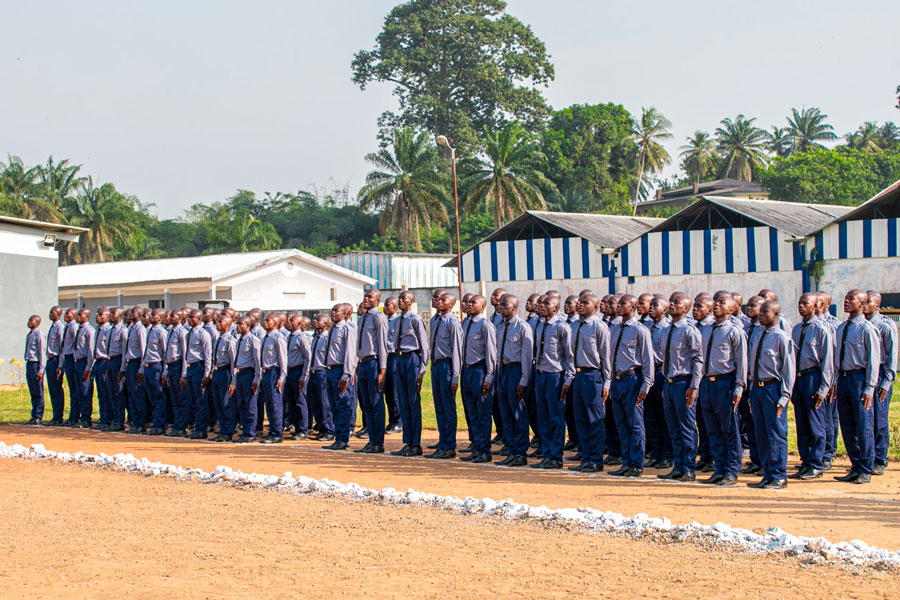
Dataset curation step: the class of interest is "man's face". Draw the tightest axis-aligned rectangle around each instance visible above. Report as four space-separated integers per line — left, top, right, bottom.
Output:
490 291 503 307
237 320 250 336
713 298 731 319
364 291 379 310
637 295 651 316
759 304 778 328
398 295 412 312
330 306 342 323
693 301 709 321
564 298 577 315
668 298 686 320
384 301 397 317
189 313 202 327
863 294 880 317
64 310 74 323
648 300 666 320
96 311 108 325
745 300 761 319
49 308 60 321
844 292 862 314
498 297 516 319
797 295 816 318
436 294 454 313
576 298 595 318
28 316 39 329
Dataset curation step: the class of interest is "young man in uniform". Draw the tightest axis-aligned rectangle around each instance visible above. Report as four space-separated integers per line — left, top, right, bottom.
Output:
459 294 497 464
390 292 429 456
60 308 79 426
233 316 261 443
72 308 96 428
307 314 334 441
24 314 46 425
427 291 463 459
322 304 359 451
645 296 673 469
182 309 212 439
259 313 288 444
285 314 313 441
495 294 533 467
44 306 65 426
739 295 764 475
488 288 507 445
864 291 898 476
356 289 389 453
692 294 716 472
162 310 189 437
382 297 402 434
210 314 238 442
138 309 169 435
92 308 112 430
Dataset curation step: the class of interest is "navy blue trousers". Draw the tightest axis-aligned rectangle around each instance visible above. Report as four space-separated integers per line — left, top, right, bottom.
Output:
74 358 93 423
497 364 529 457
125 359 146 427
461 364 491 454
825 395 839 461
645 371 672 461
699 374 741 477
184 362 206 432
235 369 258 437
260 369 284 438
526 364 540 444
791 369 826 471
431 359 456 450
358 359 386 446
212 366 237 435
93 359 109 425
307 370 332 434
46 355 64 422
326 367 351 444
605 399 621 458
836 370 874 474
492 380 504 438
751 380 789 480
535 371 566 461
166 361 188 432
874 372 892 466
395 354 423 446
572 370 606 464
738 389 760 466
662 377 697 473
610 371 645 469
107 356 124 426
143 362 166 430
564 384 578 446
62 354 76 421
385 354 401 428
26 361 44 419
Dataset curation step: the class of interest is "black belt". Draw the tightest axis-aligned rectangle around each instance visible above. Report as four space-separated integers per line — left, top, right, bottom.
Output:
433 357 451 364
463 360 486 369
396 350 418 356
167 360 182 368
839 368 865 377
797 367 819 377
215 365 231 371
127 358 140 364
94 357 107 362
614 367 641 380
754 378 779 387
704 371 734 382
575 367 598 373
109 354 122 359
187 360 202 366
536 368 561 375
262 367 279 374
359 356 377 363
236 367 255 373
326 365 342 371
666 374 691 383
310 368 324 374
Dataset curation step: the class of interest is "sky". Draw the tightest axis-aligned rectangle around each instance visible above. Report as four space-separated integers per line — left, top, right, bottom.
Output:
2 0 899 218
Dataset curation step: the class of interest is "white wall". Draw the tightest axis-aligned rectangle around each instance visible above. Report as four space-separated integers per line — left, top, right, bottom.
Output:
817 257 900 310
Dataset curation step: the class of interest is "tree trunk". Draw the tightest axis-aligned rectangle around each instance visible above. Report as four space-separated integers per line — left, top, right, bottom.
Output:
632 147 646 215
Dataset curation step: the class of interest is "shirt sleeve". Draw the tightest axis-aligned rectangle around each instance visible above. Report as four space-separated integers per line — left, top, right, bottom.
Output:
638 326 654 394
37 332 47 375
375 314 388 371
83 328 95 374
598 323 612 392
863 324 880 396
181 331 190 378
519 325 534 388
449 319 463 385
560 323 575 388
416 318 429 377
778 334 795 406
299 335 312 383
276 337 288 384
816 325 834 397
880 319 898 392
688 327 703 391
733 328 747 397
201 331 212 379
342 326 358 382
227 338 237 387
253 338 262 385
483 321 497 387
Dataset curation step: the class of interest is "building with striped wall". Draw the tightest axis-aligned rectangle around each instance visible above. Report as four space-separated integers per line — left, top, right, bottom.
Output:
614 196 852 322
447 211 662 301
809 179 900 309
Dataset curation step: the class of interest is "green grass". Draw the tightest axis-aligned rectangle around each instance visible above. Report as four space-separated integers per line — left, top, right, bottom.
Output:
3 375 898 460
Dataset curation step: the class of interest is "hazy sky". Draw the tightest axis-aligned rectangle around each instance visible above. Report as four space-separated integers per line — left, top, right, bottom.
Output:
3 1 899 218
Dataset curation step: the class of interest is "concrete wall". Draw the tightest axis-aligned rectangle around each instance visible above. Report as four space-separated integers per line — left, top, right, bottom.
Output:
65 290 231 313
0 252 58 383
817 257 900 310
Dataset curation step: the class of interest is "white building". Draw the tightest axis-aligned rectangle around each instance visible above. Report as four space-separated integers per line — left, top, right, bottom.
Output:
58 249 375 314
0 215 86 381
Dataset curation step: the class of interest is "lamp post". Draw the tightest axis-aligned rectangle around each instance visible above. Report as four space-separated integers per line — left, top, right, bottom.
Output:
436 135 464 303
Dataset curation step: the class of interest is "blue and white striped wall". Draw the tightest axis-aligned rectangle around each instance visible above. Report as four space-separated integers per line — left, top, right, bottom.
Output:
811 218 900 260
616 226 801 277
460 237 612 284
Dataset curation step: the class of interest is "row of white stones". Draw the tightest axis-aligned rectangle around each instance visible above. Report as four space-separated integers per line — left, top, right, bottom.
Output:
2 440 897 569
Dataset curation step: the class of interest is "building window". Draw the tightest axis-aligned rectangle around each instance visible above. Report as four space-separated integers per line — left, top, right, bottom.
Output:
149 299 164 309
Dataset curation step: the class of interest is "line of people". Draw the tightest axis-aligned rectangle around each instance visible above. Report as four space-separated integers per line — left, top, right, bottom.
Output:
21 284 896 488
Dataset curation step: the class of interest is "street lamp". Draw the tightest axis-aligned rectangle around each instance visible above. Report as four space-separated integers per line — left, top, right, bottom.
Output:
436 135 464 303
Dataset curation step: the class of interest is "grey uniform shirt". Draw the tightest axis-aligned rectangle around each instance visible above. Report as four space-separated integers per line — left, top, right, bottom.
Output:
834 315 880 396
139 325 168 373
287 330 312 382
74 324 95 375
25 329 47 374
571 314 612 391
357 307 388 371
214 331 238 386
165 325 187 364
109 323 127 357
62 320 79 356
251 324 266 340
94 323 111 360
791 316 834 397
822 313 840 333
497 315 534 388
120 323 147 374
701 319 748 397
204 322 219 343
461 314 497 386
260 331 288 384
870 311 898 392
490 311 504 330
394 311 430 377
182 325 212 379
47 321 63 358
660 318 703 390
386 313 399 353
609 317 655 394
534 313 575 386
649 317 671 368
429 312 463 385
325 321 358 383
310 330 329 372
526 313 540 331
234 333 262 385
748 326 796 406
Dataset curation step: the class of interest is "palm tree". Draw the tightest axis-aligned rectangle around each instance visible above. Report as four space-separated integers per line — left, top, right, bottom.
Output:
844 122 883 153
679 131 718 184
715 115 769 181
765 127 793 158
878 122 899 149
38 156 83 209
0 155 63 222
204 208 281 254
629 107 672 214
786 107 837 153
62 178 137 264
549 186 595 213
358 127 450 252
460 122 554 226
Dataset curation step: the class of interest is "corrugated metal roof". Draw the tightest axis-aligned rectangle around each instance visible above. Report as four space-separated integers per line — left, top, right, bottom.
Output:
327 251 457 290
0 214 89 234
813 178 900 230
59 249 376 289
646 196 854 238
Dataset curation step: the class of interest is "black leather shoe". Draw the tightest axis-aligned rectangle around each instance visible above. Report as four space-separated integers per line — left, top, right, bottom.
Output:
563 440 578 451
873 464 886 476
740 463 763 475
427 443 440 449
677 471 696 482
604 456 622 466
580 463 603 473
762 479 787 489
363 444 385 454
391 445 411 456
460 451 478 461
655 459 673 469
701 473 725 485
405 445 423 456
497 455 516 466
491 434 503 446
353 427 368 438
566 452 583 462
568 462 588 472
530 437 541 448
542 459 563 469
526 448 543 458
318 433 335 442
716 475 737 486
127 427 144 435
107 424 126 432
188 431 207 440
609 465 630 476
799 468 823 480
529 457 549 469
354 443 374 453
307 431 323 440
507 455 527 467
424 449 444 458
290 431 309 441
853 473 871 484
386 424 402 434
822 459 832 471
747 478 772 489
26 418 37 425
657 470 684 480
787 466 810 479
695 459 709 471
702 462 716 473
460 443 475 453
835 470 860 482
472 452 492 463
492 446 510 456
261 436 283 444
644 458 660 469
147 428 164 436
623 467 643 477
323 441 349 450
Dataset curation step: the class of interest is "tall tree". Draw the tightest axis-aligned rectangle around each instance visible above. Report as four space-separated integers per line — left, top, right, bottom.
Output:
879 122 900 149
715 115 768 181
38 156 83 209
0 155 62 222
786 107 837 153
357 127 450 252
679 131 718 184
459 121 554 227
629 107 672 213
62 178 137 264
765 126 793 158
844 122 883 153
204 208 282 254
351 0 554 151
